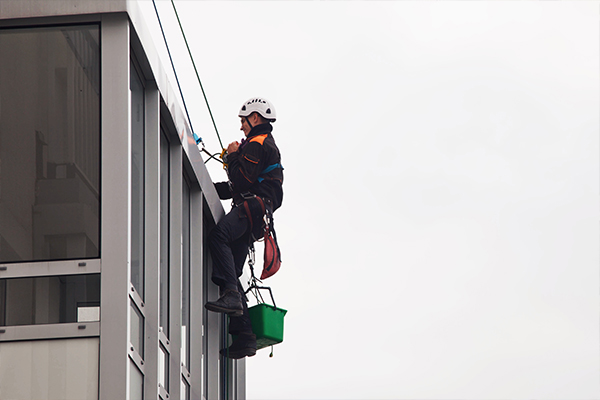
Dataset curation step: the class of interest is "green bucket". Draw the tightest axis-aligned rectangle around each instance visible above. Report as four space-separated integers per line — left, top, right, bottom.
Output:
248 303 287 350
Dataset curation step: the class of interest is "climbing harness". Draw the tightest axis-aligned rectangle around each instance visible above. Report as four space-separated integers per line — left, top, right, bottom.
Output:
239 194 282 280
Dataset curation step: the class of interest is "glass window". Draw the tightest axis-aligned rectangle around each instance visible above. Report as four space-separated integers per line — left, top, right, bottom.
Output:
130 61 145 299
129 359 143 400
129 300 144 358
158 344 169 392
181 178 191 369
159 130 170 337
0 25 100 263
0 338 99 400
181 378 189 400
0 274 100 326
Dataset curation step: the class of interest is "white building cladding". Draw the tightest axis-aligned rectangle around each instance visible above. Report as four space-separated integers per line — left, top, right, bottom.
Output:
0 1 245 399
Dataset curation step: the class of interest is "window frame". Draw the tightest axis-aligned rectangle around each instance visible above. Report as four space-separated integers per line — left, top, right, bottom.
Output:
0 17 103 345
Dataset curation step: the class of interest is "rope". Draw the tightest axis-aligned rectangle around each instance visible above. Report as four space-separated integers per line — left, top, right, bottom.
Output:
201 148 224 165
246 244 266 304
170 0 224 150
151 0 198 143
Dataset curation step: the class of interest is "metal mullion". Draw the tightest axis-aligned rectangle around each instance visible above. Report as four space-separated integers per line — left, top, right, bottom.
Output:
168 143 183 400
142 75 160 400
189 186 203 399
99 13 130 400
204 192 221 400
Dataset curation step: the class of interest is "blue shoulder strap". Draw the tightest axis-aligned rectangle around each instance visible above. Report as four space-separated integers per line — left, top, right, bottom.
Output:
257 163 283 183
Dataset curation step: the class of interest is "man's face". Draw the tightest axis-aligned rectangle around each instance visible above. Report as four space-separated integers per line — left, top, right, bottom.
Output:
240 116 252 136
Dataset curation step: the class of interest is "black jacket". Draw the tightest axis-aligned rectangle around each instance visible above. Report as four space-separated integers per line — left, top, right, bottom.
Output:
215 123 284 210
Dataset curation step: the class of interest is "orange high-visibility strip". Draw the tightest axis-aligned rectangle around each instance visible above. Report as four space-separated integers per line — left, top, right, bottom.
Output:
243 155 259 164
249 134 267 145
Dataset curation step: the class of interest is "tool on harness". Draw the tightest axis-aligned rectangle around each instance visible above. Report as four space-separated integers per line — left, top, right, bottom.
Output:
219 148 229 170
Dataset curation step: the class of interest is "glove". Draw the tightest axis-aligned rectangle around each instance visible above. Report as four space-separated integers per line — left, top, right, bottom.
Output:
214 182 233 200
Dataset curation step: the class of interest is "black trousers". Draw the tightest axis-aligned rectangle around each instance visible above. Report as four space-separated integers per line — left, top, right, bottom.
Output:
208 206 253 334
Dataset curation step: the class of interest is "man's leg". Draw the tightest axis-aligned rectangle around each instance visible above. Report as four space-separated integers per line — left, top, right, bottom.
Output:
221 236 257 359
205 207 249 315
228 237 252 334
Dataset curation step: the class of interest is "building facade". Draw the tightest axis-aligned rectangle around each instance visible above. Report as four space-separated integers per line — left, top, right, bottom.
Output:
0 1 244 399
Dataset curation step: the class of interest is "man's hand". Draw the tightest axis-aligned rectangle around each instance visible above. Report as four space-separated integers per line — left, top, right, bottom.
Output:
227 141 240 154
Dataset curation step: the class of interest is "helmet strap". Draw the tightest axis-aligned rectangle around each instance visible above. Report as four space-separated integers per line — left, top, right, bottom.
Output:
245 116 254 130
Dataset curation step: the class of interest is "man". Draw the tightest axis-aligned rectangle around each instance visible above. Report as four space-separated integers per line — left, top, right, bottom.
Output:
205 97 283 359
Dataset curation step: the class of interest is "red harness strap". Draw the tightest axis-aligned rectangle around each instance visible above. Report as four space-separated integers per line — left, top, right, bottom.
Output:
242 195 282 280
242 196 265 236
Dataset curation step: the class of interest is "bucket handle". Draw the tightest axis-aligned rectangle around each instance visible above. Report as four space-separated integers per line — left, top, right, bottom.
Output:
245 285 277 309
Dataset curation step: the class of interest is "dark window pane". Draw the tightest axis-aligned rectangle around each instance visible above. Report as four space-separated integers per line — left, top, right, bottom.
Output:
0 25 100 263
0 274 100 326
130 62 145 299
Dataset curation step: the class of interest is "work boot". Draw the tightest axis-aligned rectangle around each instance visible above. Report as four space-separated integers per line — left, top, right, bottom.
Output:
205 289 243 316
221 333 257 359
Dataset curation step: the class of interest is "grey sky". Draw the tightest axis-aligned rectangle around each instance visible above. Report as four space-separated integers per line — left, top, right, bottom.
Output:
141 1 599 399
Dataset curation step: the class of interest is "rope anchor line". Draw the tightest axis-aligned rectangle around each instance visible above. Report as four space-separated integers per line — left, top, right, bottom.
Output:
152 0 225 158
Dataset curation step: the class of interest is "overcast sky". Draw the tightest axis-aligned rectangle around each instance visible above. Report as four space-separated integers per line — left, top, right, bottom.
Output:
142 1 599 399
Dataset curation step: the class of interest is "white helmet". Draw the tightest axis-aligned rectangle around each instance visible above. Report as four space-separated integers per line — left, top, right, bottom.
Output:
238 97 276 122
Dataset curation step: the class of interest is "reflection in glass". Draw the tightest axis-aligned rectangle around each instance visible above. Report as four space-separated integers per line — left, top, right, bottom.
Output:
159 131 170 337
130 61 145 299
0 274 100 326
0 25 100 263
